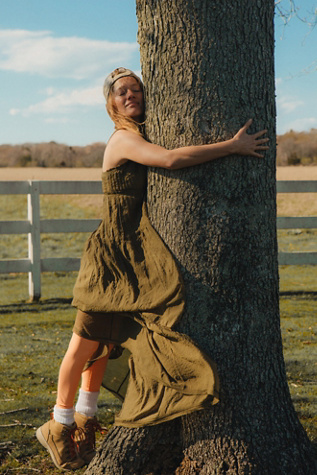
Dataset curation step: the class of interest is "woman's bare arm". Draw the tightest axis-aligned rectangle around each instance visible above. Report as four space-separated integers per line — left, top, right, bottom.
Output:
103 119 269 171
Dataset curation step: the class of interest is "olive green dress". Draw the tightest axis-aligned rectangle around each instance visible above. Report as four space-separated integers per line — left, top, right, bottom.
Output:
72 160 219 427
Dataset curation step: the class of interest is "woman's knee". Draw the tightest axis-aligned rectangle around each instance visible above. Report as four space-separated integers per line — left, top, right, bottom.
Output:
66 333 100 360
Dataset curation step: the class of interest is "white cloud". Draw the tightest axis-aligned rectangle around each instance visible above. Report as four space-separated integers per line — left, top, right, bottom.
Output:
9 84 103 117
277 96 304 113
0 29 138 79
43 87 55 96
275 77 283 87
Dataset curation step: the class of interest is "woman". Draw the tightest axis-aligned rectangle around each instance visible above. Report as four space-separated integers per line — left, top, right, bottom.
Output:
37 67 269 471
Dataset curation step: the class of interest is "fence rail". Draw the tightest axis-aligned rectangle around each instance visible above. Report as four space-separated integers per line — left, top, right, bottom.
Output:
1 180 317 301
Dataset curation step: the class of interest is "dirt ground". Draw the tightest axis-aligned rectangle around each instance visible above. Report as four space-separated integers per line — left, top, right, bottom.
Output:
1 166 317 181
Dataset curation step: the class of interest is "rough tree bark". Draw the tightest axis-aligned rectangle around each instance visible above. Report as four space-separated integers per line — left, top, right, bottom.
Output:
86 1 316 473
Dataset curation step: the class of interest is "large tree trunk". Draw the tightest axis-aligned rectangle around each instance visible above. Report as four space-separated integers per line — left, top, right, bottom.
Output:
86 1 316 473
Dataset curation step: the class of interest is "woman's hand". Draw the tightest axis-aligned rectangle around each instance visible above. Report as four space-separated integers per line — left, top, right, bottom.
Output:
231 119 269 158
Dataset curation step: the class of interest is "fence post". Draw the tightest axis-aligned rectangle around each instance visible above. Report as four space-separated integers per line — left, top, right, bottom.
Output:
28 181 41 301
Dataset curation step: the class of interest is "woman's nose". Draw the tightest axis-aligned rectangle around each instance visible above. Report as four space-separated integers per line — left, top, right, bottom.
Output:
126 89 135 98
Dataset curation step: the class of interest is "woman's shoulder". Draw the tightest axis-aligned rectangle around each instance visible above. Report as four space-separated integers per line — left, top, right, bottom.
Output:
107 128 142 146
104 130 136 157
103 130 138 171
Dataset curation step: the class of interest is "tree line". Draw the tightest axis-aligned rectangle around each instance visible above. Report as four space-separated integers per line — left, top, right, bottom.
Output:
277 128 317 165
0 129 316 168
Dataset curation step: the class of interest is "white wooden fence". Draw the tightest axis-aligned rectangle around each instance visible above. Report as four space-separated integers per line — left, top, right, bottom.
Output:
1 180 317 301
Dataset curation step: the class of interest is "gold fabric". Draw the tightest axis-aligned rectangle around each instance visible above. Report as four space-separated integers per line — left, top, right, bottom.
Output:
72 160 219 427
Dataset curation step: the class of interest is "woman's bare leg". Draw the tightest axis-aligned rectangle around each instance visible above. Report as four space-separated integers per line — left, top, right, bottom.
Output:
56 333 101 409
81 343 114 392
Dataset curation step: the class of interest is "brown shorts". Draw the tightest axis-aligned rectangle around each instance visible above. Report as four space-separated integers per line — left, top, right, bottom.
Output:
73 309 141 347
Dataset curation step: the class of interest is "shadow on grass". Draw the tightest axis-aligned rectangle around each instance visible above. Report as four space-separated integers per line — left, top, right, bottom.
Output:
0 298 73 315
2 293 315 315
280 291 317 298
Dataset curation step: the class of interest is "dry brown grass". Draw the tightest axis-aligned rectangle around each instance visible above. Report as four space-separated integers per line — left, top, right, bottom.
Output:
3 165 317 181
276 167 317 217
1 166 317 217
0 167 101 181
276 167 317 181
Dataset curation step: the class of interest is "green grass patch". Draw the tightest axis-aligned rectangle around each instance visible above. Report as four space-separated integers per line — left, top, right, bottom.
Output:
278 229 317 253
0 288 121 474
0 276 316 473
280 294 317 444
279 265 317 293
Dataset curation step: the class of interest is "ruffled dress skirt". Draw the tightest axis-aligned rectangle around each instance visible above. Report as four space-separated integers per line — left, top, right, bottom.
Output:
72 160 219 427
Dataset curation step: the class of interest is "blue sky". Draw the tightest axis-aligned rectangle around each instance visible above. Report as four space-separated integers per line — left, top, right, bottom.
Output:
0 0 316 146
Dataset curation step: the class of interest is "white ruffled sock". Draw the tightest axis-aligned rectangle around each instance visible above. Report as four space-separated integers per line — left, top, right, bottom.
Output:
53 405 75 426
75 389 99 418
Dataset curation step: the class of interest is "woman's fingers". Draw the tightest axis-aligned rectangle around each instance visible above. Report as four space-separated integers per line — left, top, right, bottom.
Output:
253 129 268 138
239 122 268 142
255 138 269 145
251 143 269 158
245 118 253 127
239 119 253 133
250 150 266 158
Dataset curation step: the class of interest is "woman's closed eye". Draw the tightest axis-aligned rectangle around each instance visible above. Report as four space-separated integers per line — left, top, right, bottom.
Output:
117 88 141 96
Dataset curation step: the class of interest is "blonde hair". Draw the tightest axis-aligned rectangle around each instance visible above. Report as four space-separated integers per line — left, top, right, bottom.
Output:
106 80 145 137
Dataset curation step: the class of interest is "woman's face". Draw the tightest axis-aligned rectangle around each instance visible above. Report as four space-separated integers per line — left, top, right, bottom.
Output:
112 76 144 122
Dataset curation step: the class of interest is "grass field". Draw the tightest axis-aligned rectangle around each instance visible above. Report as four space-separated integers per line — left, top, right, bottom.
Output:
0 167 316 473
